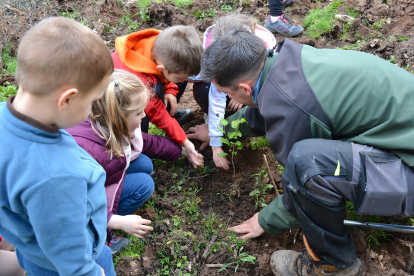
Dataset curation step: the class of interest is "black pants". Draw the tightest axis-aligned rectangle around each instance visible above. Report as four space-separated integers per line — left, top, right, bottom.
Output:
269 0 284 17
141 81 187 133
192 82 230 114
281 139 414 269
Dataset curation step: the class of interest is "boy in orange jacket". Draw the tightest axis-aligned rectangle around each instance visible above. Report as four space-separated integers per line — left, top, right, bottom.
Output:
112 26 204 167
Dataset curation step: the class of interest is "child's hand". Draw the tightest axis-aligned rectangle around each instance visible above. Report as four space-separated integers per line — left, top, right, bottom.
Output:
181 146 204 167
228 98 243 112
182 139 204 168
120 215 153 238
212 146 230 171
164 94 178 116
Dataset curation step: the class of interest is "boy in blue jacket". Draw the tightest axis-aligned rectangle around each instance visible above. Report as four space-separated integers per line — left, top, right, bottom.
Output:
0 17 115 276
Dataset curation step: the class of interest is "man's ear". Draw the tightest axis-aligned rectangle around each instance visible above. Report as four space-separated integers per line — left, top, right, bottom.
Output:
58 88 79 111
239 82 253 97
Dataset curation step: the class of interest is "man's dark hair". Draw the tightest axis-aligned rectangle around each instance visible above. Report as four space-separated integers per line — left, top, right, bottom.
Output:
200 28 267 89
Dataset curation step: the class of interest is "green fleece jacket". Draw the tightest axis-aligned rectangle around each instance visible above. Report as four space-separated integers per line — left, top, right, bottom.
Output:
256 39 414 235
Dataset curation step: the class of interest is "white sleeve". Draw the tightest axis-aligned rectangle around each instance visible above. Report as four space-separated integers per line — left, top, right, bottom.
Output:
208 82 227 147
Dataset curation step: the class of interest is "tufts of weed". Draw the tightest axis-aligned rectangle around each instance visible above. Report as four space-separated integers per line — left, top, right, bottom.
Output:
174 0 193 8
302 0 343 39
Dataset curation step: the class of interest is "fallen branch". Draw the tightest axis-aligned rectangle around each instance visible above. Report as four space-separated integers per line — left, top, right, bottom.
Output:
202 234 217 259
293 228 301 244
206 264 247 272
334 14 355 24
263 154 280 196
5 4 25 15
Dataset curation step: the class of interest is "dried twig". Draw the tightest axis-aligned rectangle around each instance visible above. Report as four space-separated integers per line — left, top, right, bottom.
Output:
206 264 247 272
263 154 279 196
293 228 301 244
202 234 217 259
5 4 24 15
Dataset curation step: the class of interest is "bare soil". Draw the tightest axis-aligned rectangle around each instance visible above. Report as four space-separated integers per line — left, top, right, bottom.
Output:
5 0 414 274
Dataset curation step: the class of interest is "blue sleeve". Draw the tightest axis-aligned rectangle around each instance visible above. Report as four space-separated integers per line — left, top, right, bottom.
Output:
22 175 102 276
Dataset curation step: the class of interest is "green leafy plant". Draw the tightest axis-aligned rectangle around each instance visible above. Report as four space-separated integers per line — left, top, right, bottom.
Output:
372 18 387 30
248 136 269 150
193 8 216 20
0 82 18 102
1 44 17 77
302 0 343 39
218 246 256 272
249 164 274 209
398 36 409 42
174 0 194 8
58 10 90 26
220 4 232 11
117 12 141 33
217 118 247 177
346 201 392 248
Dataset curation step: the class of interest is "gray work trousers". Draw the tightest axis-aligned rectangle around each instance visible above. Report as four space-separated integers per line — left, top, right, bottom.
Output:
281 139 414 269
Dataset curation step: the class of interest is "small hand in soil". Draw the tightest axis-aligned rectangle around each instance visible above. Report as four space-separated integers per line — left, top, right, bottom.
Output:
119 215 153 239
212 146 230 171
187 124 210 151
182 139 204 168
229 212 265 239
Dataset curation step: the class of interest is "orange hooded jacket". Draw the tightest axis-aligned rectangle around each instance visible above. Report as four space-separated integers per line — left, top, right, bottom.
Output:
113 29 186 145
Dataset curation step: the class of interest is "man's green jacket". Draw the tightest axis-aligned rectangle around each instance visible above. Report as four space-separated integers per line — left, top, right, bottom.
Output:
257 39 414 235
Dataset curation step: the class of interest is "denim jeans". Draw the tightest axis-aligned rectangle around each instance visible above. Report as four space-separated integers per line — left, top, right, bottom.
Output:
16 245 115 276
117 154 154 215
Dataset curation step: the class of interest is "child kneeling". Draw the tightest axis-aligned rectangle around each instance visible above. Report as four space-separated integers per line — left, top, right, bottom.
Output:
67 69 202 254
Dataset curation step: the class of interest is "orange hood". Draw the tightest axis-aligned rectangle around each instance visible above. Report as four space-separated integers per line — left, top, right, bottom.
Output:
115 29 167 83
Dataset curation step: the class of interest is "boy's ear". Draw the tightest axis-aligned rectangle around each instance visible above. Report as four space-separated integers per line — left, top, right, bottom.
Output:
57 88 79 111
156 63 167 72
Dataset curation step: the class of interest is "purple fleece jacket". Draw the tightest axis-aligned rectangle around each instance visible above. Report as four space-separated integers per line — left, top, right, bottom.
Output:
66 120 181 238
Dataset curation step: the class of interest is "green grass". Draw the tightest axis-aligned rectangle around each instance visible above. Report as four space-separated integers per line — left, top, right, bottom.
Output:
398 36 409 42
193 8 216 20
248 136 269 150
1 44 17 76
1 45 18 102
302 0 343 39
174 0 194 8
346 202 392 248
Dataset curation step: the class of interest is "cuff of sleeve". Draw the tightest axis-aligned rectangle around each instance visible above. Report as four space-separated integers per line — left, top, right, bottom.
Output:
258 195 300 236
209 136 223 147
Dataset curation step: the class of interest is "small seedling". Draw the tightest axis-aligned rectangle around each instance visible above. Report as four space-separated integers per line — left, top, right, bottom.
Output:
220 4 232 11
248 136 269 150
249 164 274 209
218 246 256 272
217 118 247 177
372 18 387 30
398 36 409 42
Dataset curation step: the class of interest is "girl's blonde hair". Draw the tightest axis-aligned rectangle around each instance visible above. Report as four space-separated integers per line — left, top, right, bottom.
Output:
90 69 149 158
212 14 256 42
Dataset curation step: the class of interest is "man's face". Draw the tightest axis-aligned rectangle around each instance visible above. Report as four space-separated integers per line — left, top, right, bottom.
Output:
213 81 256 108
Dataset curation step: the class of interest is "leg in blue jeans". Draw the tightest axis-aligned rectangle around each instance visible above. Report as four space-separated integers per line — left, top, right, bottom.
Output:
118 154 154 215
126 153 153 175
16 245 115 276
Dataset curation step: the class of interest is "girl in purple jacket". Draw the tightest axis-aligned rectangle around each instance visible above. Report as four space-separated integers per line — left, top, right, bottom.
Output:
67 69 202 254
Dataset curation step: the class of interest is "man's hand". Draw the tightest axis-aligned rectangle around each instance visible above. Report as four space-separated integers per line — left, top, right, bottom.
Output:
212 146 230 170
101 267 105 276
164 94 178 116
187 124 210 152
229 213 265 239
182 139 204 168
228 98 243 112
